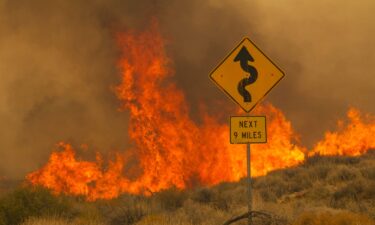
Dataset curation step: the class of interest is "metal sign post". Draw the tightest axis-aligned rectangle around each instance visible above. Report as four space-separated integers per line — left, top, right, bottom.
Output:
247 142 252 225
209 37 284 225
230 115 266 224
230 115 266 225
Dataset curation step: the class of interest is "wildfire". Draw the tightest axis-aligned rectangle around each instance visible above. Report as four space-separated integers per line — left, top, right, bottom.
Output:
26 21 375 201
310 108 375 156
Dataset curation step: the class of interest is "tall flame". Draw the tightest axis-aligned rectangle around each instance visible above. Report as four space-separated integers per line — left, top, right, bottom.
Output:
310 108 375 156
26 21 374 201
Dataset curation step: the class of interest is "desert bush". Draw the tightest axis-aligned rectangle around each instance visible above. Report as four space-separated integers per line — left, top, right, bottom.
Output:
191 185 233 210
210 192 230 211
0 186 76 225
73 203 106 225
259 189 278 202
224 185 247 206
327 166 359 183
21 216 106 225
360 165 375 180
361 181 375 200
96 193 150 225
334 156 361 165
22 217 72 225
106 205 146 225
306 185 331 200
191 188 214 204
304 155 361 167
135 213 193 225
329 179 370 209
282 167 304 179
0 211 6 225
21 217 71 225
291 211 374 225
287 172 312 193
303 155 325 167
179 199 228 225
255 176 288 201
153 187 187 211
134 214 168 225
309 165 331 181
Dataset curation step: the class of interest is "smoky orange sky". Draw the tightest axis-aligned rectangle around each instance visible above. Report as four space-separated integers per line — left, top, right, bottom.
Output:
0 0 374 178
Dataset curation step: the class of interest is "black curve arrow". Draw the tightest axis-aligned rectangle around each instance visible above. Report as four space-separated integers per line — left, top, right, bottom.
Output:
234 46 258 102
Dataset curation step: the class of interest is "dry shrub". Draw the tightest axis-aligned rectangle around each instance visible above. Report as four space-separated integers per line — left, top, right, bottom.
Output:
331 178 375 209
327 166 359 184
309 165 331 181
278 167 312 189
360 165 375 180
21 216 106 225
106 205 146 225
305 155 361 168
191 187 231 211
21 217 70 225
153 187 187 211
255 169 312 202
306 184 331 200
191 188 214 204
97 194 150 225
179 199 228 225
225 185 247 206
134 214 169 225
135 214 191 225
259 189 278 202
292 211 374 225
73 204 105 225
0 186 76 225
287 172 312 193
255 176 288 201
362 181 375 199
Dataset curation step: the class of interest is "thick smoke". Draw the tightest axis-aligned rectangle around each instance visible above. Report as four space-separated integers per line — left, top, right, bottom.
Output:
0 0 374 178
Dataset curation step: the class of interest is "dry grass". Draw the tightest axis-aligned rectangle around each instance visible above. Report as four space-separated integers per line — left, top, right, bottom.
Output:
1 151 374 225
291 211 374 225
21 217 71 225
21 216 106 225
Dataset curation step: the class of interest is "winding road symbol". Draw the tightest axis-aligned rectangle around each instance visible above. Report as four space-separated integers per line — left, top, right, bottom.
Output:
234 46 258 102
209 37 285 113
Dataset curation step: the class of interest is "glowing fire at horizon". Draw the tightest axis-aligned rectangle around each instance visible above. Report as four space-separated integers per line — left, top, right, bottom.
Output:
26 21 375 201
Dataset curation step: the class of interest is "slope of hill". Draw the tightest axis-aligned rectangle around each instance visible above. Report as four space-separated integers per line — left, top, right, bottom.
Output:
0 150 374 225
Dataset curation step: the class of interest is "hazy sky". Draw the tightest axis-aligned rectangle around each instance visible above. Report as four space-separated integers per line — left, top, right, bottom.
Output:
0 0 374 178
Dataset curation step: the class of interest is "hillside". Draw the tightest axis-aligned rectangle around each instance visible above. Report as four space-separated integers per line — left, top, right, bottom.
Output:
0 150 374 225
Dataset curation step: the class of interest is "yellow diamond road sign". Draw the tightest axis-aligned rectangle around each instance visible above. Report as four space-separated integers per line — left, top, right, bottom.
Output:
210 37 285 112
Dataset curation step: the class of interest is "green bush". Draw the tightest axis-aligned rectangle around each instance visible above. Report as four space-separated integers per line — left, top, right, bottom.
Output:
0 186 75 225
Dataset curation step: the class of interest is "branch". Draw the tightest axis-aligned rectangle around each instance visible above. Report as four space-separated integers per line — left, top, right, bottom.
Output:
222 210 285 225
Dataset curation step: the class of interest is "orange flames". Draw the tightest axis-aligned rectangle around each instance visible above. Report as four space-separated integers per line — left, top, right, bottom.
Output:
310 108 375 156
26 21 375 201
